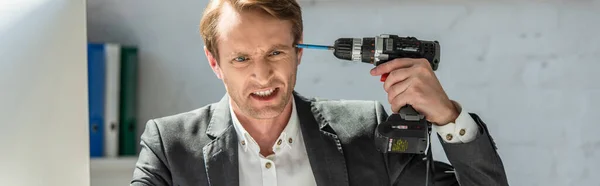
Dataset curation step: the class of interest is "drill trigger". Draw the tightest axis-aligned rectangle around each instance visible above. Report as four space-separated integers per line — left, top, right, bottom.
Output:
380 73 389 82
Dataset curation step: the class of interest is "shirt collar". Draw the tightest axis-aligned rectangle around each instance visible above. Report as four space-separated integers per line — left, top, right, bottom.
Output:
229 95 300 154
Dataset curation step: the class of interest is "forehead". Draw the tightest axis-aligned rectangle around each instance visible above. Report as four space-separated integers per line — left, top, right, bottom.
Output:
216 3 294 53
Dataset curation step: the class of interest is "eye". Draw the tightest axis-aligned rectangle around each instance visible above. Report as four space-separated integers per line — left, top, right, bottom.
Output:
233 56 248 62
270 51 282 56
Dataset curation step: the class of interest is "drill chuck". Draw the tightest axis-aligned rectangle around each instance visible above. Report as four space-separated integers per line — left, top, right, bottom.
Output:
332 38 365 62
333 34 440 70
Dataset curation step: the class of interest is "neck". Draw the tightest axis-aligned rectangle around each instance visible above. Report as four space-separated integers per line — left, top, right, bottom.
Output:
233 97 293 156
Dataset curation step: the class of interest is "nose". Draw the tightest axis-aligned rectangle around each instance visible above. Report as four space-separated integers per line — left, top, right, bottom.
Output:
251 59 274 86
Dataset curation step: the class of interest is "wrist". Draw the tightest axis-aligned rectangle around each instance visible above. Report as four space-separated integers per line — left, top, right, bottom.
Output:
437 100 460 125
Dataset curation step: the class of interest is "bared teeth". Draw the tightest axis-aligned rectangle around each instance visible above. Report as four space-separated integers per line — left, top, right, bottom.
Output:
252 88 275 97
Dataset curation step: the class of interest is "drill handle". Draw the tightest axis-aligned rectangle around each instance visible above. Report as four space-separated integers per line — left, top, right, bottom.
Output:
379 74 425 121
398 105 424 121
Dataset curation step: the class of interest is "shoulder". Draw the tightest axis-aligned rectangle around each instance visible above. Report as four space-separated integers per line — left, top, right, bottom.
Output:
310 96 386 117
141 102 217 145
302 95 388 139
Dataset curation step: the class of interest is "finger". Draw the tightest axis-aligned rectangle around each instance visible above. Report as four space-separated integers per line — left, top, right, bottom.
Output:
413 59 435 78
387 77 412 105
383 68 412 92
370 58 418 76
390 90 411 114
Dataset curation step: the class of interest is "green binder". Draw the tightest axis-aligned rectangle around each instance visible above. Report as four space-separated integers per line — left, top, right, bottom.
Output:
119 46 138 156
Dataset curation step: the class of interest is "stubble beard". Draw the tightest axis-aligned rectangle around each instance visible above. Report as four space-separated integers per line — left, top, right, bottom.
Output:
229 72 296 120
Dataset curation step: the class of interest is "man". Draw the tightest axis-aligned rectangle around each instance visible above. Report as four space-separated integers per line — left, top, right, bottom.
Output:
131 0 509 185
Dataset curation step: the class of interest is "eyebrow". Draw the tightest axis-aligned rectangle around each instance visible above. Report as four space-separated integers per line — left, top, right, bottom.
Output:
226 51 249 59
226 44 294 58
269 44 293 51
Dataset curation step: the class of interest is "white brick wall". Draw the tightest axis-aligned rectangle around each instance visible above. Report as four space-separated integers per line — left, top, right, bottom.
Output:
87 0 600 185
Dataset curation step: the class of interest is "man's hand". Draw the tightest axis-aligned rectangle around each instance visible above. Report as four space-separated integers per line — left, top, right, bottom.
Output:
370 58 458 125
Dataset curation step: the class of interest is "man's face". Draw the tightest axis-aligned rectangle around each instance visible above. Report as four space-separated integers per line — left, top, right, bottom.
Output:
206 5 302 119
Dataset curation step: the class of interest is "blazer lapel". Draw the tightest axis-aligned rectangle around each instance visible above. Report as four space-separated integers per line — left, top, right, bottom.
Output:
203 95 239 186
294 92 350 186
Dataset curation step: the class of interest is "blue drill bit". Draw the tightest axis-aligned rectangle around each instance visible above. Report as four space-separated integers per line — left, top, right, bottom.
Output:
295 44 334 50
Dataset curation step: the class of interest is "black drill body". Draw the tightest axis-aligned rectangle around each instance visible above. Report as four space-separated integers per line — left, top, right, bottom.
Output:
333 34 440 69
332 34 441 155
295 34 445 185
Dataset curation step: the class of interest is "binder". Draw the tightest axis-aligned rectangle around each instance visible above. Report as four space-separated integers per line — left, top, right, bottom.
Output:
87 43 106 157
119 46 139 156
103 43 121 158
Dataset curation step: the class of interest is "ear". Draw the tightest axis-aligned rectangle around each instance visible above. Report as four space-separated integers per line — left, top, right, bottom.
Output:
205 46 223 79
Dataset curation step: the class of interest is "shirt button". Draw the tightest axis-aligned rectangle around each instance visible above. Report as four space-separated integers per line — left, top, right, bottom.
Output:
288 138 293 144
241 140 246 145
265 162 272 169
459 129 466 136
277 139 282 145
446 134 453 141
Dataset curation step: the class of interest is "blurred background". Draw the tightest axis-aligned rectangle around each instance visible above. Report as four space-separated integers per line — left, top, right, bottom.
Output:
2 0 600 185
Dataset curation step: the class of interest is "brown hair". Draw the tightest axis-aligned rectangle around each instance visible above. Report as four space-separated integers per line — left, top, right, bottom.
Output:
199 0 303 61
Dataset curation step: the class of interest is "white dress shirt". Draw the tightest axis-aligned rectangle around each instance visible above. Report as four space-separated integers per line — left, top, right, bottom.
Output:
229 97 317 186
433 101 480 143
229 97 479 185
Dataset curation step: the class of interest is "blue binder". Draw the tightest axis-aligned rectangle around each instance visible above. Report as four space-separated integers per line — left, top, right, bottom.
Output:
88 43 106 157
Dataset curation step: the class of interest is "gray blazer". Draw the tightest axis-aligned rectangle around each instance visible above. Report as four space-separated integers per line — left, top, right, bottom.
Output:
131 92 509 186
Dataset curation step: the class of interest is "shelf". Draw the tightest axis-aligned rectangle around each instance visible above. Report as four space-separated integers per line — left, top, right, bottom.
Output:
90 157 138 186
90 157 138 172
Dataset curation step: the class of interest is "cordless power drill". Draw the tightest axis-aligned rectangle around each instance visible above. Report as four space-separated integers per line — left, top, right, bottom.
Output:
296 34 441 155
297 34 442 185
